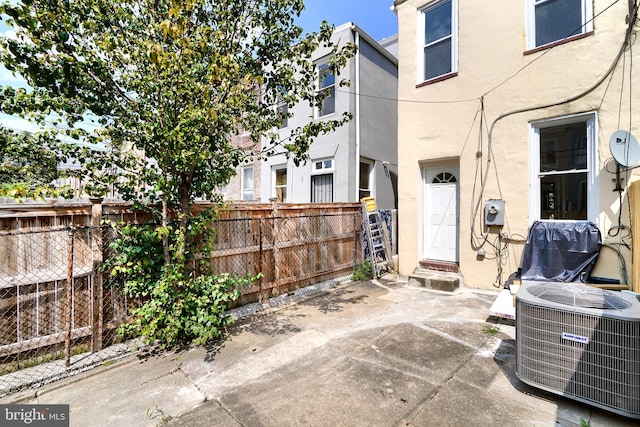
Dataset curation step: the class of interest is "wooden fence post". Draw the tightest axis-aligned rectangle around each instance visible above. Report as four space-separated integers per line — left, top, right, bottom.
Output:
270 198 279 300
258 217 263 304
90 198 104 352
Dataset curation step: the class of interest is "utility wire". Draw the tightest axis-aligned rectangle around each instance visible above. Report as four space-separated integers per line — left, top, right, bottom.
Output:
470 4 638 247
482 0 622 98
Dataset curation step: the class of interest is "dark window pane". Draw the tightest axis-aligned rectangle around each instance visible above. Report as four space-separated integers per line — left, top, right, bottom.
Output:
318 63 335 88
540 172 587 220
539 122 587 172
359 162 370 189
433 172 457 183
425 39 452 80
425 0 452 44
535 0 583 46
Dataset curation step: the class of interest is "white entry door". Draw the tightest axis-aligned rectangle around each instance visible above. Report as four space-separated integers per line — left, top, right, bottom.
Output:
423 168 459 262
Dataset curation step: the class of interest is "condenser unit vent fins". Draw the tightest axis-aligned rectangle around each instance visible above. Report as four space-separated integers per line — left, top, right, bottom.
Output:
526 283 632 310
516 281 640 419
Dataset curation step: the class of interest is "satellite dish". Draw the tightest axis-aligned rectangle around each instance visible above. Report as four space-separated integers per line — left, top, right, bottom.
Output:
609 130 640 168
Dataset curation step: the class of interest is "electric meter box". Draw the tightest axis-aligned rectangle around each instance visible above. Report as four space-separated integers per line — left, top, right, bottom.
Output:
485 199 505 226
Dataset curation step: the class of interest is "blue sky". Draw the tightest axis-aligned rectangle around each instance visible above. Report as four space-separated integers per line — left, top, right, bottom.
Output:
0 0 398 132
297 0 398 41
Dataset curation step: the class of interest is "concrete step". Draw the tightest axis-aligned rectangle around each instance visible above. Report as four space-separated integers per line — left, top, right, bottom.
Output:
407 268 462 292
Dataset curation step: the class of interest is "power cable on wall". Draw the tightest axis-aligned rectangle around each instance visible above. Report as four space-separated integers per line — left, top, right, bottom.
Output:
470 0 638 287
472 7 638 243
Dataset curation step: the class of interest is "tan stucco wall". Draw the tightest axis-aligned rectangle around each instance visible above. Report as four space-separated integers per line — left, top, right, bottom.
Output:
396 0 640 288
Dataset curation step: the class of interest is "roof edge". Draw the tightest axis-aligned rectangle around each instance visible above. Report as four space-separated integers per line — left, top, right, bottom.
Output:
341 22 398 65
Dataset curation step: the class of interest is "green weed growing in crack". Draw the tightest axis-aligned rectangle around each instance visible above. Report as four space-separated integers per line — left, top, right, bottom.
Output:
147 401 172 426
483 325 500 335
351 261 374 282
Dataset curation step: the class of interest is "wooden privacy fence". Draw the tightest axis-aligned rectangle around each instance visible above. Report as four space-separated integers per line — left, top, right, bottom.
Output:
0 200 363 392
211 209 363 306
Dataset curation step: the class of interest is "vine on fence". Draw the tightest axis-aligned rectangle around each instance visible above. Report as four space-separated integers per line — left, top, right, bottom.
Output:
104 216 260 348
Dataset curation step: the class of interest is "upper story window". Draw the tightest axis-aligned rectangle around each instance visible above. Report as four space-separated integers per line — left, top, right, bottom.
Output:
276 85 288 129
526 0 593 50
418 0 458 83
277 103 288 129
317 62 335 117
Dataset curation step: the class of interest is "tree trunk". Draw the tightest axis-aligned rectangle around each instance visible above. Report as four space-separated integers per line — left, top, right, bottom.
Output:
162 193 171 267
177 178 192 266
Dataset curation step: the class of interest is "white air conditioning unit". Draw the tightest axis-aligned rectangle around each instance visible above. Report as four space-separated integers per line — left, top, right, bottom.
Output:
516 281 640 419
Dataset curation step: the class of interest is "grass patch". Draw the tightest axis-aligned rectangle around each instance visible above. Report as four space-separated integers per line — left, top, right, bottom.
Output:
483 325 500 335
351 261 374 282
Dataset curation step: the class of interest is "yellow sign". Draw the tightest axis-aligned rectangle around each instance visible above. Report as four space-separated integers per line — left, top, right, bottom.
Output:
361 197 377 212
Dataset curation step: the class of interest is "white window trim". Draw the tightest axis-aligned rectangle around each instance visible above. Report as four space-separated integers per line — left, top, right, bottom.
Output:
359 158 374 198
272 165 287 201
528 112 599 225
316 60 336 118
525 0 593 50
416 0 458 85
241 165 254 201
276 102 288 129
312 158 334 173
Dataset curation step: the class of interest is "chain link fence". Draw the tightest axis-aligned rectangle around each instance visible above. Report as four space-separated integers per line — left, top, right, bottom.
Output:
0 208 363 396
0 226 135 397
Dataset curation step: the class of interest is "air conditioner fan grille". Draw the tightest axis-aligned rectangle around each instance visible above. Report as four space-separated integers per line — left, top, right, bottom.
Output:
527 284 631 310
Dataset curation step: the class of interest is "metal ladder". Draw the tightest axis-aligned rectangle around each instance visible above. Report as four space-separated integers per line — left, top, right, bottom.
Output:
362 198 393 277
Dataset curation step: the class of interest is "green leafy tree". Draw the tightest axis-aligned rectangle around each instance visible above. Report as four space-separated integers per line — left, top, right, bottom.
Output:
0 0 356 346
0 125 79 199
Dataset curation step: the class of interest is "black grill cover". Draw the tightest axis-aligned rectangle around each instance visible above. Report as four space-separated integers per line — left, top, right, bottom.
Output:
519 221 601 283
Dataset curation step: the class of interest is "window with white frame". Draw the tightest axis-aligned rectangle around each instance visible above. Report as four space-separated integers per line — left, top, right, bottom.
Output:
311 158 334 203
419 0 457 83
273 166 287 202
241 166 254 200
317 62 335 116
359 158 374 200
530 114 597 222
526 0 593 50
313 158 333 172
276 103 288 129
276 85 288 129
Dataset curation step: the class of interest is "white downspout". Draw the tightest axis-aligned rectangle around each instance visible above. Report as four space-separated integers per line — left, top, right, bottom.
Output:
354 27 361 203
